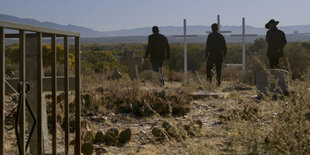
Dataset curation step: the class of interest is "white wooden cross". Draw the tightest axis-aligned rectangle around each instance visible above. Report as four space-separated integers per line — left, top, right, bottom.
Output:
230 17 257 73
206 15 232 34
172 19 197 82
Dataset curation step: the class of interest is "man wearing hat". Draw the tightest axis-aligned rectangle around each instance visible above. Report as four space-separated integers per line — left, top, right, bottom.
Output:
145 26 171 86
265 19 287 68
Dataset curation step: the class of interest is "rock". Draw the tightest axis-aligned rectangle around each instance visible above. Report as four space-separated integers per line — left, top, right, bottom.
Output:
106 128 119 137
82 143 94 155
118 128 132 144
256 69 290 95
94 132 105 144
103 132 117 146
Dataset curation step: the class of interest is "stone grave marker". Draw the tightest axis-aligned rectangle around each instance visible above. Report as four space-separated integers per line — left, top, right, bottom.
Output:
119 51 144 80
256 69 290 95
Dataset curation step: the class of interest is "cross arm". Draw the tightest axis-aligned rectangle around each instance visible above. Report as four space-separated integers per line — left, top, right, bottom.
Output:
231 34 257 37
172 35 198 37
206 31 232 34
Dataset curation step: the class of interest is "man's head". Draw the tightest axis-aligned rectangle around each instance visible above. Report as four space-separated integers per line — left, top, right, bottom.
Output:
152 26 159 34
211 23 218 32
265 19 279 29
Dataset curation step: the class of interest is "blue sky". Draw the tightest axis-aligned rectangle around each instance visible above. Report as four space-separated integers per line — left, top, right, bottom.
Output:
0 0 309 31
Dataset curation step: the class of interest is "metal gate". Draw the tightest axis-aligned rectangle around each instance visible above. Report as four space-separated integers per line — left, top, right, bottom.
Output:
0 20 81 155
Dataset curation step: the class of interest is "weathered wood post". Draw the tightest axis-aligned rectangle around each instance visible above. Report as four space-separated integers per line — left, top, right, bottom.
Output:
25 37 49 155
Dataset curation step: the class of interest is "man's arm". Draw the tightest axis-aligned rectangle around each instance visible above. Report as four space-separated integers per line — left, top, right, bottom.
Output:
205 35 211 58
281 31 287 49
165 37 171 60
144 36 151 59
222 35 227 57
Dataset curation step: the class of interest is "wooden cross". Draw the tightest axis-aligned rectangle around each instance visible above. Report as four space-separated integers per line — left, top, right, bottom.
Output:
206 15 232 34
172 19 198 82
119 51 144 80
230 17 257 73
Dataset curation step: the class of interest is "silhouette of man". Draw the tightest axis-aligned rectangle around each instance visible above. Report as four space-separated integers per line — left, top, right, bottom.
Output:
145 26 170 85
265 19 287 69
205 23 227 86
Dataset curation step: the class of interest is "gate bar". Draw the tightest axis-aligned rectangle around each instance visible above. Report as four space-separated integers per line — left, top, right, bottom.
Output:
52 34 57 155
75 37 81 155
64 36 69 155
36 32 43 155
19 30 26 155
0 27 5 155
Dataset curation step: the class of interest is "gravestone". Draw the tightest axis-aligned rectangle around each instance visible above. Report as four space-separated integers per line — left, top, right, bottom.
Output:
256 69 290 95
119 51 144 80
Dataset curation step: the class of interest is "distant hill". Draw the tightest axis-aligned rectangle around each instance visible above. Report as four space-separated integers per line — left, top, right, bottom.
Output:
1 14 310 43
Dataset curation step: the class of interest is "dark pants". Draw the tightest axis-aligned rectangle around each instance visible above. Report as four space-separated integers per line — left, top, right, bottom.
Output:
206 56 223 85
269 57 280 69
151 61 163 72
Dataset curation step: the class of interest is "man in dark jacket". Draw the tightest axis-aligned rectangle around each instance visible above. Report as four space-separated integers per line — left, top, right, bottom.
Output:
265 19 287 68
145 26 170 85
205 23 227 86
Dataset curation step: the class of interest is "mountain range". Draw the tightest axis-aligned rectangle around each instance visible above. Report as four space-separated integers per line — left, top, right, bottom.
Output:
2 14 310 38
1 14 310 44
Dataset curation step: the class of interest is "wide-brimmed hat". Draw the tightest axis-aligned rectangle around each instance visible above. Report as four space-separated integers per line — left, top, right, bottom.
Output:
265 19 279 29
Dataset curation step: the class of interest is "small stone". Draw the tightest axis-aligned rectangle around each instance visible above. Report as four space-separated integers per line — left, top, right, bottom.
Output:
118 128 132 144
82 143 94 155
